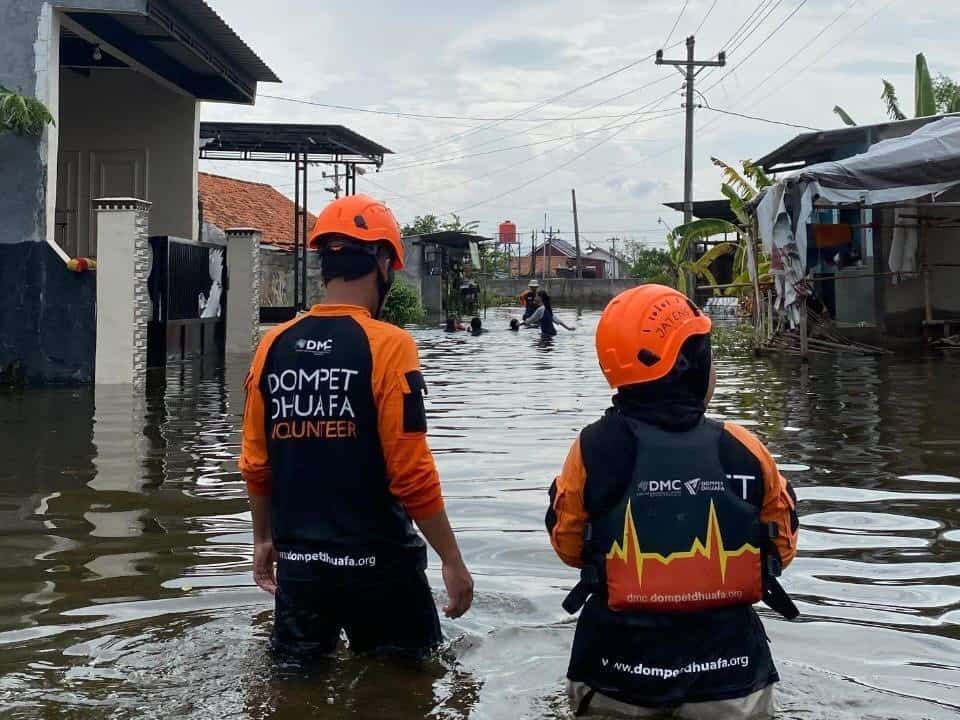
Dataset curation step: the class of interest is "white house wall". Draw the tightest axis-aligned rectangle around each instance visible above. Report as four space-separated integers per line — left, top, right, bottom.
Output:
59 66 198 255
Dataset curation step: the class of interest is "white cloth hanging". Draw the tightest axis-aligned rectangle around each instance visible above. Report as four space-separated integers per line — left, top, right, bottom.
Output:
889 206 919 284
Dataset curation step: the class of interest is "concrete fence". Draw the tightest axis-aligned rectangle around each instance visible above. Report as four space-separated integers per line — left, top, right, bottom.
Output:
485 278 644 307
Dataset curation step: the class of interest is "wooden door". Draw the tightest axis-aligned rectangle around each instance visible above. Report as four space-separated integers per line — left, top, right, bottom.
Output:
88 149 148 257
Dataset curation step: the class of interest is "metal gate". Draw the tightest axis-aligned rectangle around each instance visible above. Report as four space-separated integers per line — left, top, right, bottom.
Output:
147 236 228 368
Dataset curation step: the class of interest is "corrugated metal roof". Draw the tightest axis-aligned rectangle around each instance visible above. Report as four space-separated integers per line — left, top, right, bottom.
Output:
199 122 392 164
755 115 956 172
532 237 577 257
152 0 279 82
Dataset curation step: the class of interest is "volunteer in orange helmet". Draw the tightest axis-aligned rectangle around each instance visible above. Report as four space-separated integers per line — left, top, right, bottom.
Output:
240 194 473 661
546 285 799 719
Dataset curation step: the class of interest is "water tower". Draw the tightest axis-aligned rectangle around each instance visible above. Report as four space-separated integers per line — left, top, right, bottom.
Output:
498 220 517 245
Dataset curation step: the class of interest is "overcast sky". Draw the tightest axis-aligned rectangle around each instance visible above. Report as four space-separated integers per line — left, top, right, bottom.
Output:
200 0 959 250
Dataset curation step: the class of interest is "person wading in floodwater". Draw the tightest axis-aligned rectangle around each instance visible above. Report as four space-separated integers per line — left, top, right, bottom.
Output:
519 278 540 320
518 290 575 337
240 194 473 662
546 284 799 719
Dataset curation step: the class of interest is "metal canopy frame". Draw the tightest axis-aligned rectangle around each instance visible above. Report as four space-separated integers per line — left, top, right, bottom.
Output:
199 122 393 310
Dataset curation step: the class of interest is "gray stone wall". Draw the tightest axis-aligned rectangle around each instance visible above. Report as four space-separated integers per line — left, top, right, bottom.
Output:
132 202 151 390
485 278 644 307
259 249 324 307
0 0 47 246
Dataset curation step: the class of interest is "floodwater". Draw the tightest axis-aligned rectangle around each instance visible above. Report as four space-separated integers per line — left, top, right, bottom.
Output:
0 307 958 720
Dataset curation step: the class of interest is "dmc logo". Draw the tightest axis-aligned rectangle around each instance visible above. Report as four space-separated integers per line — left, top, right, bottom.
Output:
637 481 649 492
684 478 701 495
295 338 334 355
649 480 682 493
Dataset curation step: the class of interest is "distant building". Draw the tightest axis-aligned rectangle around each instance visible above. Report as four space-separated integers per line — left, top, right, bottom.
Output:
510 237 605 278
584 243 630 279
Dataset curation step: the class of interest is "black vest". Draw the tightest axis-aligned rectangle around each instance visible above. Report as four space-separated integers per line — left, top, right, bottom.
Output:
260 315 423 573
565 413 792 706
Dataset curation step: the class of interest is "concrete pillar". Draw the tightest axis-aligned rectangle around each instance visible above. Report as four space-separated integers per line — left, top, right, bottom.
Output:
93 198 152 389
225 228 262 354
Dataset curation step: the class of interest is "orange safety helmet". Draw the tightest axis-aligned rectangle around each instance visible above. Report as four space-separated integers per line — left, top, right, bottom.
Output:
596 284 712 389
308 194 405 270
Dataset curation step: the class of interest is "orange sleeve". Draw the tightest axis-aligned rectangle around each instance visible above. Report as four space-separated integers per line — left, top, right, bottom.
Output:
239 334 273 497
725 422 798 568
547 436 589 568
368 324 444 521
239 321 299 497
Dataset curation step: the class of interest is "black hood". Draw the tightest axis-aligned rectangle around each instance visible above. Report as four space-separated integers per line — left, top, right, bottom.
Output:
612 333 711 432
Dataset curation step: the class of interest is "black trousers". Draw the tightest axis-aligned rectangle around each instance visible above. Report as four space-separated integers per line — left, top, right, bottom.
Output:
271 566 442 660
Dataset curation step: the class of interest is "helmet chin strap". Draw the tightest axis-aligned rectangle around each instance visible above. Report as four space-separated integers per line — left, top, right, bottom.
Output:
374 264 395 319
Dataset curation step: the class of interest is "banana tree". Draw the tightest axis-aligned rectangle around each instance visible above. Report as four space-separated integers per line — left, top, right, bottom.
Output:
0 86 54 136
665 219 739 296
834 53 958 126
711 157 773 291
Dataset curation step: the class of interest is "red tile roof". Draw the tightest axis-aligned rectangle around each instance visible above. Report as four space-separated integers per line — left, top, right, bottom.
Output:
198 172 316 249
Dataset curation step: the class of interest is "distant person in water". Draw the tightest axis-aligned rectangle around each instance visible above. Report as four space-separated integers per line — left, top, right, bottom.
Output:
445 316 466 332
519 279 540 320
519 291 574 337
469 317 485 336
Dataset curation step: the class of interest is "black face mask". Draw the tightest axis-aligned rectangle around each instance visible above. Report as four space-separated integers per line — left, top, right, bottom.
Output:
375 263 395 319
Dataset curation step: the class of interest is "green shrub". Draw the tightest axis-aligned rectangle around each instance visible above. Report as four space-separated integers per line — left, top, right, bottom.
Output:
0 87 54 137
382 278 425 326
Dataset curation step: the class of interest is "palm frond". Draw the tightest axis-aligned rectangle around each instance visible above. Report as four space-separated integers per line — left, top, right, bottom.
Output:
690 241 736 272
721 183 751 228
833 105 857 126
741 161 773 190
710 157 757 198
914 53 936 118
880 80 908 121
949 92 960 114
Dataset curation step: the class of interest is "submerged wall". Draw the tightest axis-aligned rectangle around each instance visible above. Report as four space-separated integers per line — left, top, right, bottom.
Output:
485 278 643 307
0 242 95 384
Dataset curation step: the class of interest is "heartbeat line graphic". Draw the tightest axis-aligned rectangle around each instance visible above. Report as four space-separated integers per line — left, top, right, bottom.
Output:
605 499 760 607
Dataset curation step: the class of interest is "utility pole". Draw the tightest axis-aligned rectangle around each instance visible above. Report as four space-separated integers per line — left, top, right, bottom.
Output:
544 226 553 282
571 189 583 279
656 36 725 297
611 237 618 280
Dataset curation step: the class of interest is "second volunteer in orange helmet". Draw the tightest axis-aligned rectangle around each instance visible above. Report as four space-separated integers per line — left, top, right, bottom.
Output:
240 194 473 661
546 285 799 719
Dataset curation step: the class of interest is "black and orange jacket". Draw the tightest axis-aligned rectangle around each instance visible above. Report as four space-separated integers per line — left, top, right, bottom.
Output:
240 304 442 558
548 411 797 575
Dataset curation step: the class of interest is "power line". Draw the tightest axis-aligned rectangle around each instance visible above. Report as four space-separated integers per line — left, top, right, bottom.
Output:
746 0 899 110
727 0 786 57
410 75 678 166
693 0 872 139
719 0 777 52
451 94 680 213
697 104 821 131
373 89 683 203
398 41 685 159
379 109 678 173
663 0 691 47
693 0 721 36
703 0 810 93
257 92 684 123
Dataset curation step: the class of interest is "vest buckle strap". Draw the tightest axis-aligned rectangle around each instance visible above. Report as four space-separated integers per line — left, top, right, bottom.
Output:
763 575 799 620
563 566 601 614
